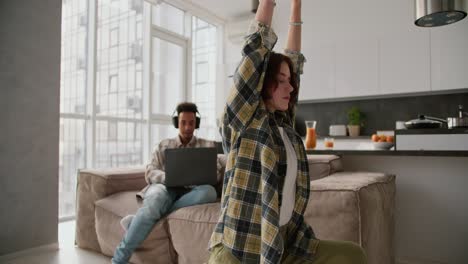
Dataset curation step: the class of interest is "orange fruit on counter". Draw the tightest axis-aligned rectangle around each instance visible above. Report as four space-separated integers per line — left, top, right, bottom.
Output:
379 135 387 141
386 136 394 143
371 134 380 142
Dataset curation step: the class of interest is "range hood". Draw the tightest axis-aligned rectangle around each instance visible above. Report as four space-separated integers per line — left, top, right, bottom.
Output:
415 0 467 27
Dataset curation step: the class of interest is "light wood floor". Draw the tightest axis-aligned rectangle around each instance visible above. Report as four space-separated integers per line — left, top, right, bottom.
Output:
3 221 111 264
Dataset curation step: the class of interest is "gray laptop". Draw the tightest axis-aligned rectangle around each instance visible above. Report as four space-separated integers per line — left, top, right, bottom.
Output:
164 147 217 187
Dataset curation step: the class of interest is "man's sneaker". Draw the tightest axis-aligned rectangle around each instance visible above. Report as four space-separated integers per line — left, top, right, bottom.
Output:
120 214 134 232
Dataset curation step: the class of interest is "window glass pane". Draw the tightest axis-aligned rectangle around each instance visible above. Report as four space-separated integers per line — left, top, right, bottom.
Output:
152 37 184 115
192 17 217 140
96 120 144 168
151 124 175 150
59 118 86 218
59 0 88 219
96 0 144 118
152 2 184 35
60 0 88 114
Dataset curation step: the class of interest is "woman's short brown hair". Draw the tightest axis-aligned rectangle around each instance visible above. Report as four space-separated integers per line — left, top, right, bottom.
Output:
261 52 298 110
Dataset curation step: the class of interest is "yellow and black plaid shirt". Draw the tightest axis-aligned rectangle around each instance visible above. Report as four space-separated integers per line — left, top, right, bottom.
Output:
209 21 319 264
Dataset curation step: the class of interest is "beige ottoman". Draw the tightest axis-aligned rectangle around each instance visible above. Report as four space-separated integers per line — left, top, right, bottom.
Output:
305 171 396 264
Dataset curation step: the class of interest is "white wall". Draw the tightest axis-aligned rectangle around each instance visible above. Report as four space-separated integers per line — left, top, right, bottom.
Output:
0 0 61 255
342 155 468 264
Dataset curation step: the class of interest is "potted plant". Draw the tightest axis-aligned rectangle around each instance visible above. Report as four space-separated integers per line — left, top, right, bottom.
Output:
347 106 365 137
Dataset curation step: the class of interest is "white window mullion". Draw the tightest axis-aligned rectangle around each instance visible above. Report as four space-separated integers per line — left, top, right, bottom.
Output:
185 12 193 102
150 25 188 46
143 1 152 162
215 22 225 140
86 0 98 168
183 39 189 102
95 116 146 123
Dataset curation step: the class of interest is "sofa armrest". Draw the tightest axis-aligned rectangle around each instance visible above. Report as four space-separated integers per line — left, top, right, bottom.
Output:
307 154 343 181
75 166 146 252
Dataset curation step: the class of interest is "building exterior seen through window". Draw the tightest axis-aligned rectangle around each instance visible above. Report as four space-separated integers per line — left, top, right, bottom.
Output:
59 0 219 219
192 17 218 140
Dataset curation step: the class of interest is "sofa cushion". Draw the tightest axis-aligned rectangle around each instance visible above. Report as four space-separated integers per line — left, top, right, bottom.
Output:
166 203 221 264
94 191 176 264
305 171 396 264
307 154 343 181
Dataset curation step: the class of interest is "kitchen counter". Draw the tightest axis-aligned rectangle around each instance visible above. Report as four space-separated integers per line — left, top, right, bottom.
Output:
308 130 468 156
306 149 468 157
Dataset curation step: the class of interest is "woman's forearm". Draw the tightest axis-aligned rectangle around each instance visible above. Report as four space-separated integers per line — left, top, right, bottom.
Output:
286 0 302 52
255 0 276 26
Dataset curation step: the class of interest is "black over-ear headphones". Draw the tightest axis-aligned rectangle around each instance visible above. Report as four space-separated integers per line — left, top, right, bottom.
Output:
172 109 201 129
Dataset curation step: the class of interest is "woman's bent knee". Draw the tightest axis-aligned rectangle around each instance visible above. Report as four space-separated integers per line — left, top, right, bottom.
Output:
342 242 367 264
315 240 367 264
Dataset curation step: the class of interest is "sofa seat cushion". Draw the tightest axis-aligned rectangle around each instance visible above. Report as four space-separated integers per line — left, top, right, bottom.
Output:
94 191 176 264
307 155 343 181
166 202 221 264
305 171 396 264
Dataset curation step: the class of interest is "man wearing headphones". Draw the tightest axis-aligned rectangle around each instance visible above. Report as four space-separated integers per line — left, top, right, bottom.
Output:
112 102 219 264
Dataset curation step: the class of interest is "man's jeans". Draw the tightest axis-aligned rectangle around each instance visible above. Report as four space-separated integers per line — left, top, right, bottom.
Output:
112 183 217 264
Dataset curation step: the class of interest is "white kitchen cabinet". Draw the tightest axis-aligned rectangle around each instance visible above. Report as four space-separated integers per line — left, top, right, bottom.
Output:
300 43 335 100
430 18 468 91
378 0 431 95
335 39 379 98
289 0 381 101
297 0 426 100
379 32 431 95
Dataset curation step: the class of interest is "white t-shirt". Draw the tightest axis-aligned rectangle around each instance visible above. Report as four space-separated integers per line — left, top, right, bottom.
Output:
278 127 297 226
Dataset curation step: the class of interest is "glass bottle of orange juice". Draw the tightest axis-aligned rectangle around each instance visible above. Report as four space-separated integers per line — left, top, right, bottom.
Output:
305 121 317 149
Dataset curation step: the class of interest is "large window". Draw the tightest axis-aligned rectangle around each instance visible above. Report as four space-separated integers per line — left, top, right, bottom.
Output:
59 0 221 219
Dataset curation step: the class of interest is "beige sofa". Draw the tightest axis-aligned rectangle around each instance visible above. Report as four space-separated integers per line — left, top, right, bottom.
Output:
76 154 395 264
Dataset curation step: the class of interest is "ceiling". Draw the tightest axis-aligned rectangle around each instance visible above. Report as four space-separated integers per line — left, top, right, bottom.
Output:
188 0 254 20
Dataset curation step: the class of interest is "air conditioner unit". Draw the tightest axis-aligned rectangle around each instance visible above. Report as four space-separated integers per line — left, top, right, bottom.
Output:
130 42 142 62
226 15 253 44
79 15 87 27
74 104 85 114
126 95 142 112
76 57 86 70
130 0 143 13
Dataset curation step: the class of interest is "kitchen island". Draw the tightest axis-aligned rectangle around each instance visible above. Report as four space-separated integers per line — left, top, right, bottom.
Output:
307 147 468 263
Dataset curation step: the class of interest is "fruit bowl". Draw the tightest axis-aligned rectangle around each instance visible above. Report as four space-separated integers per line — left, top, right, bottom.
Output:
373 141 394 150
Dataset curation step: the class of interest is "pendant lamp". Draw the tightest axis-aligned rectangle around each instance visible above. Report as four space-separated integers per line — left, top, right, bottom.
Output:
415 0 467 27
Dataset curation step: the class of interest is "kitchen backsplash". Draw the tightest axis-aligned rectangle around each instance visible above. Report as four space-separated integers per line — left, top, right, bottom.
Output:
295 92 468 137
